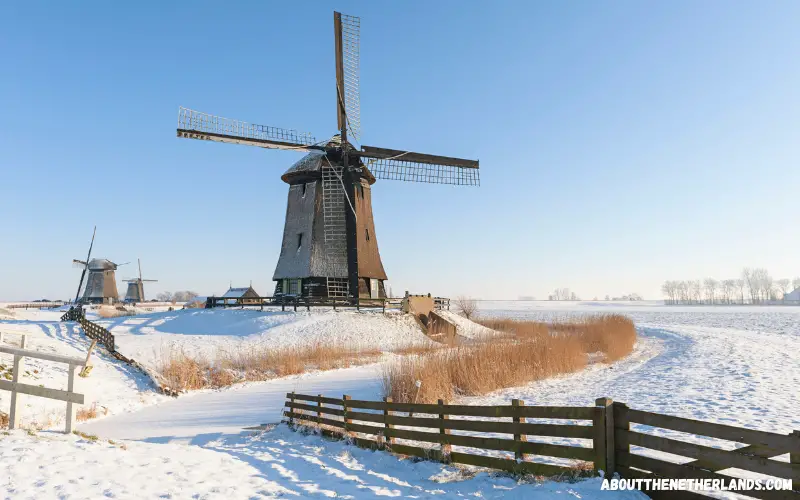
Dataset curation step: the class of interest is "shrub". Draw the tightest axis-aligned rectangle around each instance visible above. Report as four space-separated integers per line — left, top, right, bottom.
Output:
453 296 478 320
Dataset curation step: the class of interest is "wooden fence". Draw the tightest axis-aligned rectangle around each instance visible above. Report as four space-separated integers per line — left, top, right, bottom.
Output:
77 317 115 352
283 394 799 499
0 345 85 433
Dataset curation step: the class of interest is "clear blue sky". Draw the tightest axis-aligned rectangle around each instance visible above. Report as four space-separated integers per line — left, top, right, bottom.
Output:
2 1 799 301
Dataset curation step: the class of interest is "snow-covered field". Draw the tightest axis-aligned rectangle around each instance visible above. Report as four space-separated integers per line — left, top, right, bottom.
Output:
94 308 437 370
2 300 797 499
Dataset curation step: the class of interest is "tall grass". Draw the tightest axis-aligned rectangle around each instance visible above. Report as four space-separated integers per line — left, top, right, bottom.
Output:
157 343 382 392
383 314 637 403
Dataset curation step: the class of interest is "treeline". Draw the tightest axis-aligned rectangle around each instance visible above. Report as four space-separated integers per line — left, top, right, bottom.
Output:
156 291 199 303
662 268 800 305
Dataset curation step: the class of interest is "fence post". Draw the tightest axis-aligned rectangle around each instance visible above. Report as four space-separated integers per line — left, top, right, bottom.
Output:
65 364 78 433
0 332 4 343
288 391 296 427
594 397 615 477
791 431 799 479
383 397 394 447
9 354 25 429
316 394 323 426
512 399 527 462
20 334 27 349
342 394 352 437
439 399 451 458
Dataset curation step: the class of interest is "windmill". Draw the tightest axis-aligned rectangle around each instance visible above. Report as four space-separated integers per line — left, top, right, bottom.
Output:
123 259 158 303
73 255 129 305
176 11 479 302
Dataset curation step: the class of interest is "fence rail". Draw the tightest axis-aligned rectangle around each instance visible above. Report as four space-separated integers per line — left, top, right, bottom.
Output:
285 392 598 477
0 345 85 433
283 394 799 499
6 302 64 309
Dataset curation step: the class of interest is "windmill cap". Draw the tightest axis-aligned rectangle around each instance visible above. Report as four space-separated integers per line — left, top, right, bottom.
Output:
281 135 376 185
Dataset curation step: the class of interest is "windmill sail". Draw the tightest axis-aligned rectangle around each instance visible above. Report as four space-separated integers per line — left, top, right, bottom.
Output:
177 107 318 151
358 146 480 186
334 12 361 141
74 226 96 303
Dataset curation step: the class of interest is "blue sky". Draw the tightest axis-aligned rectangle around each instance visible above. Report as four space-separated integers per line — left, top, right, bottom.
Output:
1 1 799 301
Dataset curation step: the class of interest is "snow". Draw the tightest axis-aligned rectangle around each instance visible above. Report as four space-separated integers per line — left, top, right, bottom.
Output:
4 301 798 498
0 308 168 428
0 427 647 499
93 308 437 371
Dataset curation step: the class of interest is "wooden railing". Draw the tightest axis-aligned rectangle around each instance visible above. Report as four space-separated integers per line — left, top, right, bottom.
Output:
284 392 599 477
283 394 799 498
77 317 115 352
0 345 85 433
614 403 800 499
6 302 64 309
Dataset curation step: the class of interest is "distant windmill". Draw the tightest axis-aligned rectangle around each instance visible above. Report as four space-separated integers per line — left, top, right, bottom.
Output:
176 11 480 302
73 230 129 305
124 259 157 303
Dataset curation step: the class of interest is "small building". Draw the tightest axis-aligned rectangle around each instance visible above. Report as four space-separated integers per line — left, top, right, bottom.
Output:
220 285 261 306
784 288 800 302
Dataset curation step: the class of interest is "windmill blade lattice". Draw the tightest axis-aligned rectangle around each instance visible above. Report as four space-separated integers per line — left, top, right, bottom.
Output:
339 13 361 141
177 107 318 150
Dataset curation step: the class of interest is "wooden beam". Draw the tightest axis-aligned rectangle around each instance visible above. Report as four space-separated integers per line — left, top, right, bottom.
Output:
0 380 84 405
359 145 479 169
0 346 85 367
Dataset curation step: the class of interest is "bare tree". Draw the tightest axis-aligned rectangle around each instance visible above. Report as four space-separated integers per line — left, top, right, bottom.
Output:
690 280 702 304
775 279 790 301
156 292 173 302
793 277 800 292
742 268 756 303
703 278 719 304
454 296 478 320
721 279 736 304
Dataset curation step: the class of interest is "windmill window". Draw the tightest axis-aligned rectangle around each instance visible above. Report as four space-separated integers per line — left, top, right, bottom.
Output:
301 183 307 197
365 228 370 241
297 233 303 250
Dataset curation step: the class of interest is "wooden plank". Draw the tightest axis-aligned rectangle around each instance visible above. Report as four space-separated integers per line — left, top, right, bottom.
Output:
387 443 444 461
357 413 594 439
619 430 799 480
0 380 84 404
450 452 573 477
289 394 343 406
619 453 799 500
65 365 78 434
593 404 607 474
286 401 344 417
0 346 85 366
345 399 594 419
283 412 344 429
384 397 394 445
345 410 385 424
625 408 799 455
8 354 23 429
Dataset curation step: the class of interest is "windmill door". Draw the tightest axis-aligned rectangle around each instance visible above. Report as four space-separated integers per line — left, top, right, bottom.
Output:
370 279 379 299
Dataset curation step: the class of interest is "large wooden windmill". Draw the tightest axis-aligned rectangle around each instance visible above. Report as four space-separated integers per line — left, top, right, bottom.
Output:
176 11 479 302
72 227 129 304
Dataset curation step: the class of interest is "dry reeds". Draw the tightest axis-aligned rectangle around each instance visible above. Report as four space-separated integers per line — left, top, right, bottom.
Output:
383 314 637 403
157 342 383 391
76 403 98 422
96 306 134 318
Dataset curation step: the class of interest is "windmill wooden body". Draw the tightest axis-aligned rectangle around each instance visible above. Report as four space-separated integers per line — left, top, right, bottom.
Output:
124 259 157 303
176 11 479 302
72 227 129 305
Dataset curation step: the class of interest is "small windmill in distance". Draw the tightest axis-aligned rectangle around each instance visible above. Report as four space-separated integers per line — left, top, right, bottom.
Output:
124 259 158 303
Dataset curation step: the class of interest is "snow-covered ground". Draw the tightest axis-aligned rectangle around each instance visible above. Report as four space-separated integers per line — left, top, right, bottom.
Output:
3 301 797 499
0 308 168 428
94 308 437 371
2 426 646 499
